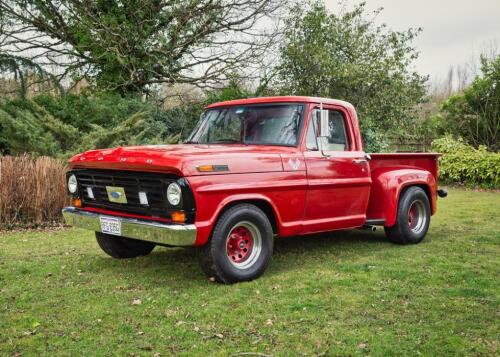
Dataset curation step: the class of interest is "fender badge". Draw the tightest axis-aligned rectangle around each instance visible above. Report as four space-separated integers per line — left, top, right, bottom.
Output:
288 158 301 170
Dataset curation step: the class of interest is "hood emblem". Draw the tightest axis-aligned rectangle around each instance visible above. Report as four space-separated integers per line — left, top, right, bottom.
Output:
106 186 128 204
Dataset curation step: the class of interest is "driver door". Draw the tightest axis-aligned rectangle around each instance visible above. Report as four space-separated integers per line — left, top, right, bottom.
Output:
302 106 371 234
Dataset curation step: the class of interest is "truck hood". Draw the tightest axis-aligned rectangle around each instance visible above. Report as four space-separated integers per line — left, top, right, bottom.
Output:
68 144 301 176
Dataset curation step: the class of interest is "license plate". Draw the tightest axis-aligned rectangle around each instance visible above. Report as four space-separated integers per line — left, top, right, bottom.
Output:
100 217 121 236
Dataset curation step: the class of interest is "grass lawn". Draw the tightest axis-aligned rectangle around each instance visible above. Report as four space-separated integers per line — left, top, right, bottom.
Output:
1 188 499 356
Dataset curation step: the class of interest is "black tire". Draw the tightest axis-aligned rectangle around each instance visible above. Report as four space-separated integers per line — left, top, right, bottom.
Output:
95 232 155 258
384 186 431 244
198 204 274 284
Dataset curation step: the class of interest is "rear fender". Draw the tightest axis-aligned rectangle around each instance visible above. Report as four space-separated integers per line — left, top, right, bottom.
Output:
367 169 437 227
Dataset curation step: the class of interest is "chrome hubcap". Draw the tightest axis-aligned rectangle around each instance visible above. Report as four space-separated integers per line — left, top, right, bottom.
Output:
408 200 427 234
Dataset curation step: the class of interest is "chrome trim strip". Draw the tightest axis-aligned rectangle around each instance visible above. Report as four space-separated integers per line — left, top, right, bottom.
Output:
62 207 196 246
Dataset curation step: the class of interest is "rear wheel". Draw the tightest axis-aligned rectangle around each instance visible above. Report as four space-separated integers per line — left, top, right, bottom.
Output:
198 204 273 284
95 232 155 258
384 186 431 244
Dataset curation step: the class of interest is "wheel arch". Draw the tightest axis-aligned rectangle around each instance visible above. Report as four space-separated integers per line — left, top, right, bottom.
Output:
217 199 279 236
401 183 432 206
195 194 281 246
367 168 437 228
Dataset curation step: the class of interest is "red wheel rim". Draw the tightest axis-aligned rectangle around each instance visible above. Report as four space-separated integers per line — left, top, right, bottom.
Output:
407 200 426 233
226 225 254 263
408 204 418 229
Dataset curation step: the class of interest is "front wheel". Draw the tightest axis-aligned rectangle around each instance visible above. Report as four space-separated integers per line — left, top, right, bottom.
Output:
384 186 431 244
198 204 274 284
96 232 155 258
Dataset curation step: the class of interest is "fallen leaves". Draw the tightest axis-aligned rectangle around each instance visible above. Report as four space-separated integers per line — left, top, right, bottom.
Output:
357 342 368 350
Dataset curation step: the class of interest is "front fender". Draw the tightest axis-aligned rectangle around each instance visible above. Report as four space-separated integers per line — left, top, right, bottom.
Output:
366 168 437 227
194 193 283 246
187 171 307 246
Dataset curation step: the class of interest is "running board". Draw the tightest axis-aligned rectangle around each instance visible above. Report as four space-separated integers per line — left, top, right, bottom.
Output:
364 219 386 226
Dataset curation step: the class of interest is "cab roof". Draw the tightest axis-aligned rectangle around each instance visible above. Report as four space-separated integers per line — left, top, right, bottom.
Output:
205 96 354 109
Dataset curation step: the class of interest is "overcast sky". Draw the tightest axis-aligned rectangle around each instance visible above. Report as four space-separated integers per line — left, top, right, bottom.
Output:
324 0 500 83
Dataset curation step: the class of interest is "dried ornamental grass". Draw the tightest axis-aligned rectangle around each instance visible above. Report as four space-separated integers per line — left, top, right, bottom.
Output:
0 155 68 228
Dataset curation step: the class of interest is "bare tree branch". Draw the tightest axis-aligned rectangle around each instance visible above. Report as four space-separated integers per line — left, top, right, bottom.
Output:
0 0 286 94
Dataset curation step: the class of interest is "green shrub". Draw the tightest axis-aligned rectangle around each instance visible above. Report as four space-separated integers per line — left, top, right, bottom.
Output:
438 56 500 152
432 135 500 188
0 93 187 158
0 81 255 158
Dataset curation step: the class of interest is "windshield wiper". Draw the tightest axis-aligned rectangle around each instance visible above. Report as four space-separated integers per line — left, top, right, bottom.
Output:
183 140 198 144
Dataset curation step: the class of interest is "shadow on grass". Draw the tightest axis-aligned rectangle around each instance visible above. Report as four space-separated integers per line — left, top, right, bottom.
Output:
274 228 390 253
269 229 393 276
89 228 393 283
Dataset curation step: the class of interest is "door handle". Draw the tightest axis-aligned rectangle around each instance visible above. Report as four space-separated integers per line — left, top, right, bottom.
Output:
352 159 368 164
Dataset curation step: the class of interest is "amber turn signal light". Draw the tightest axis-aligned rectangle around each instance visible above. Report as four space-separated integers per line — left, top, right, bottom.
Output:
72 197 82 208
171 211 186 223
196 164 229 172
197 165 215 172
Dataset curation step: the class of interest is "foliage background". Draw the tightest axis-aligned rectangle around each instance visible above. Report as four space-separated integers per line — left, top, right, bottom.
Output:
275 2 427 152
436 56 500 152
432 135 500 188
0 93 199 158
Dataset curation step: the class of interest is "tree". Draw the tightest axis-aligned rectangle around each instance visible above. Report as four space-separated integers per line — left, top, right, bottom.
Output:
439 55 500 151
275 1 427 151
0 0 284 95
0 54 63 98
0 9 61 97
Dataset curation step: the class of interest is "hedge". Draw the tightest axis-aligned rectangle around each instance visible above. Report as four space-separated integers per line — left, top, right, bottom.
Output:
432 136 500 188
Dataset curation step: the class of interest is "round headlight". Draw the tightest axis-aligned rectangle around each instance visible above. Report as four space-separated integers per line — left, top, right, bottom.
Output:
167 182 182 206
68 174 78 194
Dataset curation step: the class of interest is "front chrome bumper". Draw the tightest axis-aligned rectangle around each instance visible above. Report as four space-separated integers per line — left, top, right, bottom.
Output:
62 207 197 246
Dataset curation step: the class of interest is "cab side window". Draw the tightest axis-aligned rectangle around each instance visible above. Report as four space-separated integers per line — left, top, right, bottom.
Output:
305 116 318 150
313 109 349 151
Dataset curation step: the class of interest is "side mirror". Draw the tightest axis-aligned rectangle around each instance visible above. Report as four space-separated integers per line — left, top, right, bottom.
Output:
319 109 329 137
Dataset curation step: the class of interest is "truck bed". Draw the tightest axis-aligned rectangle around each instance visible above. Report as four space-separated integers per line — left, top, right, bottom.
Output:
369 153 439 177
365 153 440 226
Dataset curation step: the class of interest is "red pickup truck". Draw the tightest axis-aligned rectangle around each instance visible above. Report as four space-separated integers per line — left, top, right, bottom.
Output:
63 96 446 283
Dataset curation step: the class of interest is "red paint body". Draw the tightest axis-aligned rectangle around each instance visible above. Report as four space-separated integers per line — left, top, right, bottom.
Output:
68 96 440 246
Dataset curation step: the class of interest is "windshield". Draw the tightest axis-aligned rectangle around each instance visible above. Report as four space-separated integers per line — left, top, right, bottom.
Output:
186 104 304 146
